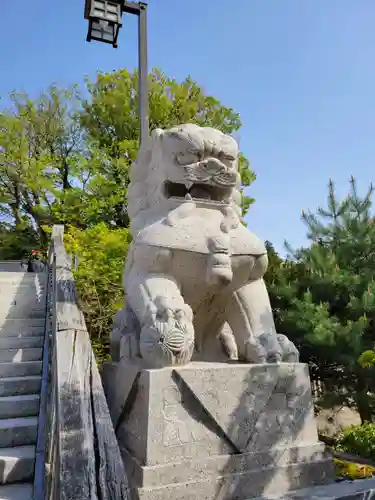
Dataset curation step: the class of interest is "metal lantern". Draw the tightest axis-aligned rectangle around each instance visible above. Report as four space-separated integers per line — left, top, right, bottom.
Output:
84 0 149 144
84 0 123 48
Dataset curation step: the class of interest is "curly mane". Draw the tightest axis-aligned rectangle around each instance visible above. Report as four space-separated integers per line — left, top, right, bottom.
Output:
126 124 242 235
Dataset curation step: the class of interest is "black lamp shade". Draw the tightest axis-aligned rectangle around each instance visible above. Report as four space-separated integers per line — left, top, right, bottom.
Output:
86 0 122 48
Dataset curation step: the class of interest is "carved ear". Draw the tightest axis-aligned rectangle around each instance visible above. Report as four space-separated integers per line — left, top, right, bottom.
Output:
232 189 242 207
235 172 242 187
151 128 164 140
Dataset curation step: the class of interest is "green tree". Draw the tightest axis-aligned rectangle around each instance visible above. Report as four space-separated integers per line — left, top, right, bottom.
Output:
273 178 375 423
80 68 256 224
0 86 83 243
64 223 131 363
0 224 40 260
1 69 255 233
264 240 283 281
0 67 256 356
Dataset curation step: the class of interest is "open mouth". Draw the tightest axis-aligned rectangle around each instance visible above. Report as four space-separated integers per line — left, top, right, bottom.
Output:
164 181 232 203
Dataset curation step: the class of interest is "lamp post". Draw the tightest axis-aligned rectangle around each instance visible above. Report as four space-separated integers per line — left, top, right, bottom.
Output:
84 0 149 145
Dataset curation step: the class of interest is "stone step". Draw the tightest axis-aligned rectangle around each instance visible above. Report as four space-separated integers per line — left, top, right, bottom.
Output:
0 277 34 282
0 376 41 397
0 273 45 278
0 362 42 378
0 320 45 336
0 349 42 363
0 446 34 485
0 282 46 293
0 275 45 282
0 286 45 294
0 291 45 302
2 295 46 303
0 291 45 299
0 277 45 283
0 417 38 448
0 329 45 339
0 272 41 278
0 263 23 273
0 276 45 283
0 281 46 293
0 307 46 320
0 304 45 315
0 483 32 499
0 337 44 350
0 291 45 301
0 318 45 329
0 395 40 419
0 303 45 318
0 277 44 286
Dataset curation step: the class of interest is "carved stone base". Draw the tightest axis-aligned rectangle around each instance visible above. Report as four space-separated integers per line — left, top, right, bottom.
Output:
101 362 334 500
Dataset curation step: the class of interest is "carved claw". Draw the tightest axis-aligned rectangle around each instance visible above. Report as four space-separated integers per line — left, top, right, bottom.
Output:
243 332 291 364
277 334 299 363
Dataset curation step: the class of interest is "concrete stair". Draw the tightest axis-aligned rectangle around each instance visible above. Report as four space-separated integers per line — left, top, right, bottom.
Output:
0 349 43 363
0 319 45 337
0 362 42 378
0 396 40 419
0 337 44 349
0 484 33 500
0 271 46 499
0 446 35 484
0 377 41 397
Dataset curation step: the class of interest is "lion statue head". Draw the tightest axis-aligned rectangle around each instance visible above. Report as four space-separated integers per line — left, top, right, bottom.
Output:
127 124 243 235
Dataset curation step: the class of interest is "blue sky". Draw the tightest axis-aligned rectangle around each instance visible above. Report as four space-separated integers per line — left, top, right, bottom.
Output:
2 0 375 254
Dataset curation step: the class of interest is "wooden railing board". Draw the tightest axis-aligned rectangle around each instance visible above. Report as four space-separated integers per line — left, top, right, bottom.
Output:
53 242 86 332
56 328 131 499
34 225 131 500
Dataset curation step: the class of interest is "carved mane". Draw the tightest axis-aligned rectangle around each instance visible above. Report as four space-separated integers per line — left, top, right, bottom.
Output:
126 124 242 236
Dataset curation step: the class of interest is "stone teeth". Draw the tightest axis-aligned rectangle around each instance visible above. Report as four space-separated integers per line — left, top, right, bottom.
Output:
185 181 193 190
185 193 193 201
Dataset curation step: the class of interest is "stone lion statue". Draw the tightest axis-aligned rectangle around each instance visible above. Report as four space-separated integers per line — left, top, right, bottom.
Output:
111 124 298 368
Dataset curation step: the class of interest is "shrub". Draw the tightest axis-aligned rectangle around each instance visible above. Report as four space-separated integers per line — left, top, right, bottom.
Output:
334 458 375 479
336 424 375 461
64 223 131 363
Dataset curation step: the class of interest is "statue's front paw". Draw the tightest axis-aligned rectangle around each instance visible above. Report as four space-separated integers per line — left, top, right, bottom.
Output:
243 333 284 364
243 333 299 364
277 334 299 363
140 304 194 368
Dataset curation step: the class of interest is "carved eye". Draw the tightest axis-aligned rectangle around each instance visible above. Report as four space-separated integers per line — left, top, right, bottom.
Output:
220 153 236 163
175 152 200 165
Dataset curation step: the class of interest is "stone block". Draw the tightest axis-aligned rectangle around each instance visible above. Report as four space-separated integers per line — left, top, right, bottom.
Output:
103 362 335 499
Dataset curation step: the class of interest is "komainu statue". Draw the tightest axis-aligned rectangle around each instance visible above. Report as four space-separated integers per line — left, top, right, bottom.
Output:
112 124 298 368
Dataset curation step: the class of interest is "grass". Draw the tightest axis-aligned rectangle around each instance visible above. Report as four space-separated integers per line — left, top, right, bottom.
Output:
334 457 375 480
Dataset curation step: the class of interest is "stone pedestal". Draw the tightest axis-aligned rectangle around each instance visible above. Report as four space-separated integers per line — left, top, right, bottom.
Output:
102 362 334 500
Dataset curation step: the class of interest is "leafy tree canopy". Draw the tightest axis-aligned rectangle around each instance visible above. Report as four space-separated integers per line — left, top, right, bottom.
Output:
0 68 255 355
0 68 255 245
